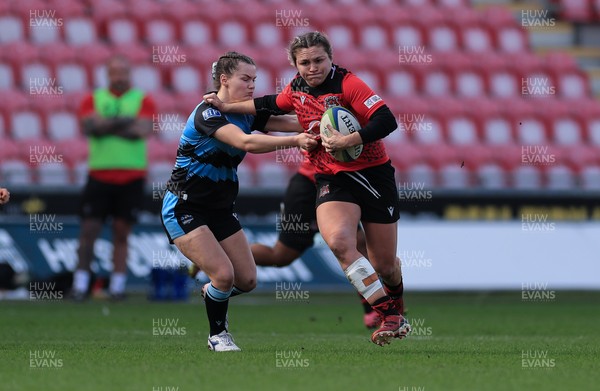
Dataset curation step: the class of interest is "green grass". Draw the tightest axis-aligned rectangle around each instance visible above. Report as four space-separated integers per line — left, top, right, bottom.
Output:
1 291 599 391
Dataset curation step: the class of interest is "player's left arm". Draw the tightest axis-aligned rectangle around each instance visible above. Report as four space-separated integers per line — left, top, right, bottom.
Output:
343 74 397 145
264 114 303 133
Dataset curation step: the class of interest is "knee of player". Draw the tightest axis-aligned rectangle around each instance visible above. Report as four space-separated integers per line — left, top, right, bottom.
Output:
237 277 256 292
327 234 355 260
373 261 398 279
212 273 235 290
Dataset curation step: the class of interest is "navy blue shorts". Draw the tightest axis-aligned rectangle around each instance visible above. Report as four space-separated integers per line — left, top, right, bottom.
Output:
161 191 241 243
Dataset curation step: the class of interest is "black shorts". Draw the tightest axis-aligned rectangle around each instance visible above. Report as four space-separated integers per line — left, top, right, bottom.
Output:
278 173 319 252
161 190 241 243
315 160 400 224
80 176 145 223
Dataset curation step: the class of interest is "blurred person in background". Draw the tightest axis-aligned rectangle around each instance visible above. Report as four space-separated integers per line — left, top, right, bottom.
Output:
70 55 156 301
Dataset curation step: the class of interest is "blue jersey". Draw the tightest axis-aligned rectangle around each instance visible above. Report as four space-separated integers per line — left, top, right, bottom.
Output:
165 101 269 209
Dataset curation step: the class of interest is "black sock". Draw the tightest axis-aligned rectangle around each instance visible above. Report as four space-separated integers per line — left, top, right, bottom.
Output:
228 285 247 298
358 292 373 313
204 294 229 336
383 278 404 298
372 296 397 316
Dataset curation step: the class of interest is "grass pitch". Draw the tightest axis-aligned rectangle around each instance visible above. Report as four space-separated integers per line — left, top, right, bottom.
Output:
1 291 598 391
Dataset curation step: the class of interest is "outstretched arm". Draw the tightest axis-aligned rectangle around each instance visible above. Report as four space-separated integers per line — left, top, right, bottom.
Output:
213 124 317 154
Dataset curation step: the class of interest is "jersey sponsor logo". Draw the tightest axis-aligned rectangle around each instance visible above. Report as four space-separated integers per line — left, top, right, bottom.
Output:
202 108 222 121
323 95 340 109
180 214 194 225
318 184 330 198
387 206 394 216
363 95 382 109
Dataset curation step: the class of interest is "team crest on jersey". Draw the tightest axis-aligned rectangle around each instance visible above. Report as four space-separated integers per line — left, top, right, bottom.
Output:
318 184 330 198
202 108 221 121
323 95 340 109
300 95 306 105
180 214 194 225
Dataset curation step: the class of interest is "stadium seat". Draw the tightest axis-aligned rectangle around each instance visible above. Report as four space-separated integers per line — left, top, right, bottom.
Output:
551 115 584 145
37 162 72 186
47 111 80 141
446 114 479 145
391 19 426 48
559 0 594 22
454 67 487 98
56 63 89 92
439 164 470 189
131 63 162 92
512 165 543 189
422 67 453 96
0 159 34 185
236 161 255 189
556 70 591 99
9 109 45 141
63 17 97 46
154 111 186 143
477 163 508 189
106 17 139 45
0 14 25 43
406 163 437 189
545 164 577 189
169 65 203 94
428 22 460 52
73 160 88 187
580 166 600 190
148 161 174 185
20 62 52 91
461 22 494 53
255 162 291 189
0 62 15 90
481 6 529 53
180 18 214 47
144 17 178 45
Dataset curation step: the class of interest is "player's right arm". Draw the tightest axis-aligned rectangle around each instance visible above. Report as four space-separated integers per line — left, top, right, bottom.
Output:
213 124 316 153
196 103 316 153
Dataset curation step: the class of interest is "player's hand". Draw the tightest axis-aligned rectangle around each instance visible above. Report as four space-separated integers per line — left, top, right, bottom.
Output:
0 188 10 204
202 93 225 111
296 133 318 151
321 124 345 153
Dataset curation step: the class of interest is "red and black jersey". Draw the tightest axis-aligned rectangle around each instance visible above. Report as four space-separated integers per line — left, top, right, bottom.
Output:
275 65 390 175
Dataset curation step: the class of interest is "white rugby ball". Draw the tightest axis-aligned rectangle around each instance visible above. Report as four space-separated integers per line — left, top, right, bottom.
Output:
319 106 363 162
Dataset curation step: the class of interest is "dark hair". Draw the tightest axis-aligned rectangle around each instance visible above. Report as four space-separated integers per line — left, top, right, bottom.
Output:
287 31 333 66
212 51 256 90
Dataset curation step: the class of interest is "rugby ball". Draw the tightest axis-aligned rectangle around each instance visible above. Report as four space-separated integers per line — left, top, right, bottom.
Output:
320 106 363 162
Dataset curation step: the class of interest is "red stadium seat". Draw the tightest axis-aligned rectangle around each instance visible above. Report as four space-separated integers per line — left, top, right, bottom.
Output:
481 6 529 53
0 14 25 43
580 166 600 189
63 17 97 46
55 62 89 93
56 138 88 168
0 62 15 90
545 164 577 189
47 110 80 141
9 109 45 141
477 163 508 189
428 22 460 53
0 159 34 185
422 66 453 97
170 65 203 94
406 163 437 189
37 162 72 186
512 165 543 189
559 0 594 22
461 22 494 53
144 17 179 46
